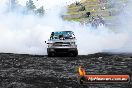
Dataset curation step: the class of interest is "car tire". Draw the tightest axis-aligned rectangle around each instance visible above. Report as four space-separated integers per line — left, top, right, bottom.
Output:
74 50 78 57
48 52 55 57
69 50 78 57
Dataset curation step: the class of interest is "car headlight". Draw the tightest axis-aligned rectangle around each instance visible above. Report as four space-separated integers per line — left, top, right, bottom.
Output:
47 42 54 47
70 42 75 45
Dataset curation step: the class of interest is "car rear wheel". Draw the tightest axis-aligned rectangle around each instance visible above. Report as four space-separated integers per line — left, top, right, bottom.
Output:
48 52 55 57
74 51 78 57
69 51 78 57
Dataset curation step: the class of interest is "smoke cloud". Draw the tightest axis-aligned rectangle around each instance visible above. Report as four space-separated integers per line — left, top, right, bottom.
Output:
0 0 131 55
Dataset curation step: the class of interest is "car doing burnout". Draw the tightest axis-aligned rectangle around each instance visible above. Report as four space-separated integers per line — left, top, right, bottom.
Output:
45 31 78 57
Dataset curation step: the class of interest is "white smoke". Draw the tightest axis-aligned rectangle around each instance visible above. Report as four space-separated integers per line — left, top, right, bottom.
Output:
0 0 131 55
111 0 132 53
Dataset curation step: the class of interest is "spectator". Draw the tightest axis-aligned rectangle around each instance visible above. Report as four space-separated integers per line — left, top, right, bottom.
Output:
50 32 54 40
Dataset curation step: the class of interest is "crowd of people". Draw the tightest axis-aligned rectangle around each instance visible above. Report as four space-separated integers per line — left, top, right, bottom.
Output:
90 15 105 28
80 15 105 28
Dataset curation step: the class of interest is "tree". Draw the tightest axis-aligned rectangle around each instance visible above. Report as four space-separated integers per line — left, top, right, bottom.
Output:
25 0 45 16
75 1 81 6
36 6 45 17
9 0 18 11
26 0 36 12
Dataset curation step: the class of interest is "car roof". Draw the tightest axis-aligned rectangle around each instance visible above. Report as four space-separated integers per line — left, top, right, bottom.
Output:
53 31 73 33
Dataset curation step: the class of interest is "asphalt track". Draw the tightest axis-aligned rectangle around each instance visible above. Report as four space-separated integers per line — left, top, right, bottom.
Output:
0 53 132 88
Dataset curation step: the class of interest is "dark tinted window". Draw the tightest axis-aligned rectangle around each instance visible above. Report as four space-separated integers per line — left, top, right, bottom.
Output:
51 31 75 39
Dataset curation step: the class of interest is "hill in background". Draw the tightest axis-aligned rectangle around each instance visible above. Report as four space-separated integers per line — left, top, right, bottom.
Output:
63 0 127 28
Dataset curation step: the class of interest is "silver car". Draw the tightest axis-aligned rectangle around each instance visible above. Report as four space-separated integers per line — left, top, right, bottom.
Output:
45 31 78 57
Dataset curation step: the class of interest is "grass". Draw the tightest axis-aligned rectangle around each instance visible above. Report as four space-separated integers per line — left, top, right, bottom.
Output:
67 11 86 15
103 16 117 20
65 18 82 22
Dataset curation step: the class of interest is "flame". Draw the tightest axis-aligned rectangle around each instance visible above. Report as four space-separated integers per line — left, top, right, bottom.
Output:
78 66 86 76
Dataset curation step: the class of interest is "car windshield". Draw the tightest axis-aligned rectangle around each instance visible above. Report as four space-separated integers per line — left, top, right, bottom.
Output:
50 31 75 40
